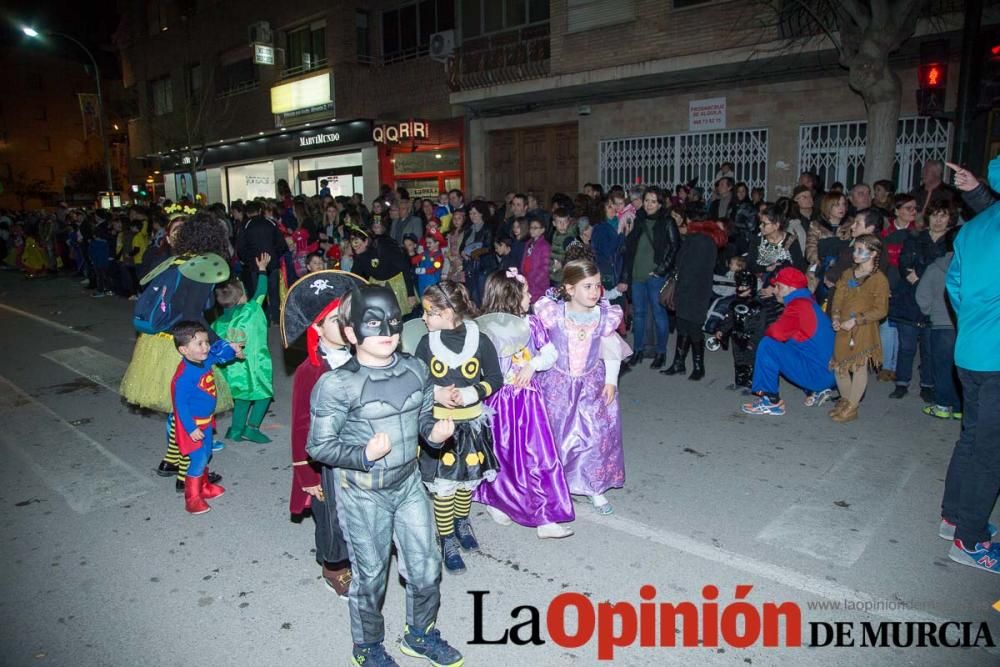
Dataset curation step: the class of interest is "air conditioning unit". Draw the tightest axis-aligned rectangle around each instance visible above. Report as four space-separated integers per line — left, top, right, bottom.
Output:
429 30 455 63
248 21 273 45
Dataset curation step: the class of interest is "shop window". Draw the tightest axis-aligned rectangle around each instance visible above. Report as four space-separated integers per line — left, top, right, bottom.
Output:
393 149 461 174
382 0 455 63
151 76 173 115
461 0 546 38
356 11 372 61
286 22 327 74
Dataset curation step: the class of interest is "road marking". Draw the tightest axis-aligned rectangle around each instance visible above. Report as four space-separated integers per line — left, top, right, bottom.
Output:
42 346 128 393
994 599 1000 613
0 374 154 514
0 303 101 343
755 446 917 566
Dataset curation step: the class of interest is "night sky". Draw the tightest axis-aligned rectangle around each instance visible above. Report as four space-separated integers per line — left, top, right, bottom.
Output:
2 0 122 73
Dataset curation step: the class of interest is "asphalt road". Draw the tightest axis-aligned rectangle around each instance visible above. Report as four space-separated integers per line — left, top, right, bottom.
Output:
0 271 997 667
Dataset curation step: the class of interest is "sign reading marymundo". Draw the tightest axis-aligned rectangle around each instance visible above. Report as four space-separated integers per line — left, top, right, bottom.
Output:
155 120 374 171
373 120 429 144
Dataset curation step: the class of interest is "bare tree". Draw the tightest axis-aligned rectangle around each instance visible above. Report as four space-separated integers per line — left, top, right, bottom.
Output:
750 0 931 183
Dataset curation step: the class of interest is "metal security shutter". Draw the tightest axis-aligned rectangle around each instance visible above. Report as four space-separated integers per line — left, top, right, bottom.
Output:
567 0 635 33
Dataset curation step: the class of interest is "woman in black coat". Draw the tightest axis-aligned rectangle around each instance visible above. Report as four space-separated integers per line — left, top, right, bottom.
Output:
661 221 727 380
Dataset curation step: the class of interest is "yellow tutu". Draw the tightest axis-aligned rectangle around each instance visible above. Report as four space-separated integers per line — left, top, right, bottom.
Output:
120 332 233 414
21 238 47 275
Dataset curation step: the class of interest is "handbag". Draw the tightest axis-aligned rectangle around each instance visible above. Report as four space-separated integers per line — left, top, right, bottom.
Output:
659 273 677 310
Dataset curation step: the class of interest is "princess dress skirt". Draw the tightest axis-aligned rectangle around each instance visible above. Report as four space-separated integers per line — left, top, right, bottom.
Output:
473 383 574 526
119 332 233 414
20 238 47 276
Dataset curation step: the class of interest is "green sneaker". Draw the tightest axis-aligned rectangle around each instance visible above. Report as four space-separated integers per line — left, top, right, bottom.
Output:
952 411 963 420
921 404 952 419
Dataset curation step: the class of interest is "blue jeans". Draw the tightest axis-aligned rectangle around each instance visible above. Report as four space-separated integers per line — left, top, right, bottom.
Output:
894 322 933 388
879 320 898 372
631 276 668 353
941 369 1000 545
929 329 961 410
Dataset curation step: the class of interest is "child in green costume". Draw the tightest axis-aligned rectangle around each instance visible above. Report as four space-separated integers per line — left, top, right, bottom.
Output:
213 253 275 443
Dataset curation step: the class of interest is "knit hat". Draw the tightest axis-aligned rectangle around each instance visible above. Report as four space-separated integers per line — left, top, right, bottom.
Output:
772 267 808 289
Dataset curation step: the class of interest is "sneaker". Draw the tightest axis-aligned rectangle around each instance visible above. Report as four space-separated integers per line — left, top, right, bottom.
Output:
952 411 963 420
211 439 225 452
919 386 936 403
485 506 512 526
91 291 109 298
322 563 352 599
352 642 399 667
948 539 1000 574
400 624 464 667
453 517 479 551
440 535 466 575
804 388 834 407
741 396 786 416
922 404 953 419
938 519 998 541
128 294 139 302
889 386 908 399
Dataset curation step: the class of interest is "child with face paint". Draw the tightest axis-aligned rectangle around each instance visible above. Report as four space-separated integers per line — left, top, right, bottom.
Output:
306 285 463 667
533 259 631 516
415 281 503 575
828 234 890 423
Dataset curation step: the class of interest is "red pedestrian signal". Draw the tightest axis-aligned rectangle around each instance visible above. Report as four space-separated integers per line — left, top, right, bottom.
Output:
918 63 947 89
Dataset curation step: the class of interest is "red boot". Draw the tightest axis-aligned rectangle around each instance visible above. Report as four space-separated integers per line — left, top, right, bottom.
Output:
201 469 225 500
184 475 211 514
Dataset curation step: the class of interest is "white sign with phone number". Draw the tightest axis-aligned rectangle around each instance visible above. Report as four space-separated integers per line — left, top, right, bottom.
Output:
689 97 726 131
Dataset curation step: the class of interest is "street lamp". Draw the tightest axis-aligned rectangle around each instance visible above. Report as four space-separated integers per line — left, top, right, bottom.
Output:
21 26 114 193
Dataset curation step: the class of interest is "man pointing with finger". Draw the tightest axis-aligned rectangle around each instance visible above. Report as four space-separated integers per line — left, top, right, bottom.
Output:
308 284 464 667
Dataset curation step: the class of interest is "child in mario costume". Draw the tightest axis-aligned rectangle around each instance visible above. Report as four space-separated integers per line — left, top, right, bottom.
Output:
741 267 835 416
280 269 366 597
170 321 240 514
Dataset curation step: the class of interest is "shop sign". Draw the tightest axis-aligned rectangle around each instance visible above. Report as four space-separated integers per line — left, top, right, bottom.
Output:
373 120 429 144
271 73 332 114
254 44 274 65
689 97 726 131
299 132 342 147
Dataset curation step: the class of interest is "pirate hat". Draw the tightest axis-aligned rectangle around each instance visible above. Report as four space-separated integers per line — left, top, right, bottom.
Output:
280 270 368 348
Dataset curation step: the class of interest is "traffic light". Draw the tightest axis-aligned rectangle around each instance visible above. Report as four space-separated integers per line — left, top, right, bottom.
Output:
980 40 1000 108
917 40 948 116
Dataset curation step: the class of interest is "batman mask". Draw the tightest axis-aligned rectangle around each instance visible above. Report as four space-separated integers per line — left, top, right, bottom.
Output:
349 285 403 342
735 270 756 294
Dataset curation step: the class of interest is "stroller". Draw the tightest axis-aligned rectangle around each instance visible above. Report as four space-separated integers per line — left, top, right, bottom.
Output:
703 294 736 351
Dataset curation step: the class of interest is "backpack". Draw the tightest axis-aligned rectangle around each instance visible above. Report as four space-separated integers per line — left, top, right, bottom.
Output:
133 264 184 334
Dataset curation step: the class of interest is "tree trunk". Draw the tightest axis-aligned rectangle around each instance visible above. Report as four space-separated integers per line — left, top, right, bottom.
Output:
848 54 901 185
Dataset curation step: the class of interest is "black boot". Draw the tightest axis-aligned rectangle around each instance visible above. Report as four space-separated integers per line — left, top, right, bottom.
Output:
626 351 645 367
688 338 706 381
650 353 666 369
659 336 690 375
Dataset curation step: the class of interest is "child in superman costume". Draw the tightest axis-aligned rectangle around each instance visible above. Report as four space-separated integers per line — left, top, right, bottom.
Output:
171 321 240 514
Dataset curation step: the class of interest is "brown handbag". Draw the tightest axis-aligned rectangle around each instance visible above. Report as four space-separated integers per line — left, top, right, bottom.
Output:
659 274 677 310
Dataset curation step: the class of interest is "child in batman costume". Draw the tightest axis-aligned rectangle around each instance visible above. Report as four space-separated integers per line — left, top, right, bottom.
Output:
415 280 503 575
281 269 366 597
306 285 464 667
714 270 783 392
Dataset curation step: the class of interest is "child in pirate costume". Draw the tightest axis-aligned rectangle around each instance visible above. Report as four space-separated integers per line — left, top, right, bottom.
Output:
281 269 366 597
120 208 236 491
415 281 503 574
212 252 274 443
307 285 464 667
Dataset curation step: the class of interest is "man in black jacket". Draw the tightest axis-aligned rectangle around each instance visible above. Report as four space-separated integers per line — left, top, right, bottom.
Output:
617 187 681 369
236 200 287 324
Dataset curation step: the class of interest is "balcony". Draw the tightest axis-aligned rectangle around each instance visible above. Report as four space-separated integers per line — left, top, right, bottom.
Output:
447 23 550 92
279 58 329 81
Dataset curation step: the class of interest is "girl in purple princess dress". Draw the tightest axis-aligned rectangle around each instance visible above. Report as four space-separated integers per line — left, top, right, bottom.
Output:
474 268 575 539
533 259 631 515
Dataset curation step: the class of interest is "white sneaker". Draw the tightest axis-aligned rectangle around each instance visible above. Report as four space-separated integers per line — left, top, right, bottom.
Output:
486 506 512 526
536 523 574 539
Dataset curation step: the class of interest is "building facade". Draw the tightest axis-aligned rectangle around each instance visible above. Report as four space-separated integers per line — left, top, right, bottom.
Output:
449 0 999 202
117 0 465 205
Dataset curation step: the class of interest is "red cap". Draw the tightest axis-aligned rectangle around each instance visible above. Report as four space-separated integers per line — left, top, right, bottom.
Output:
772 267 808 289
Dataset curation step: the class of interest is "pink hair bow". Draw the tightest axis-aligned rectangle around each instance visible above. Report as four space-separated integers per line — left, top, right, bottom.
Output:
506 267 526 284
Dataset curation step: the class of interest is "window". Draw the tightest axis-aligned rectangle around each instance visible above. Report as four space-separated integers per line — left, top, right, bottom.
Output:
151 76 173 115
461 0 546 38
39 136 51 151
382 0 455 62
673 0 714 8
286 22 326 73
186 63 202 101
567 0 634 33
356 11 371 60
219 59 258 96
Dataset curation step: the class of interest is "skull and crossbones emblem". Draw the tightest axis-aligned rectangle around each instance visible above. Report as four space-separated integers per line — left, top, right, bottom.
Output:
310 279 332 294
